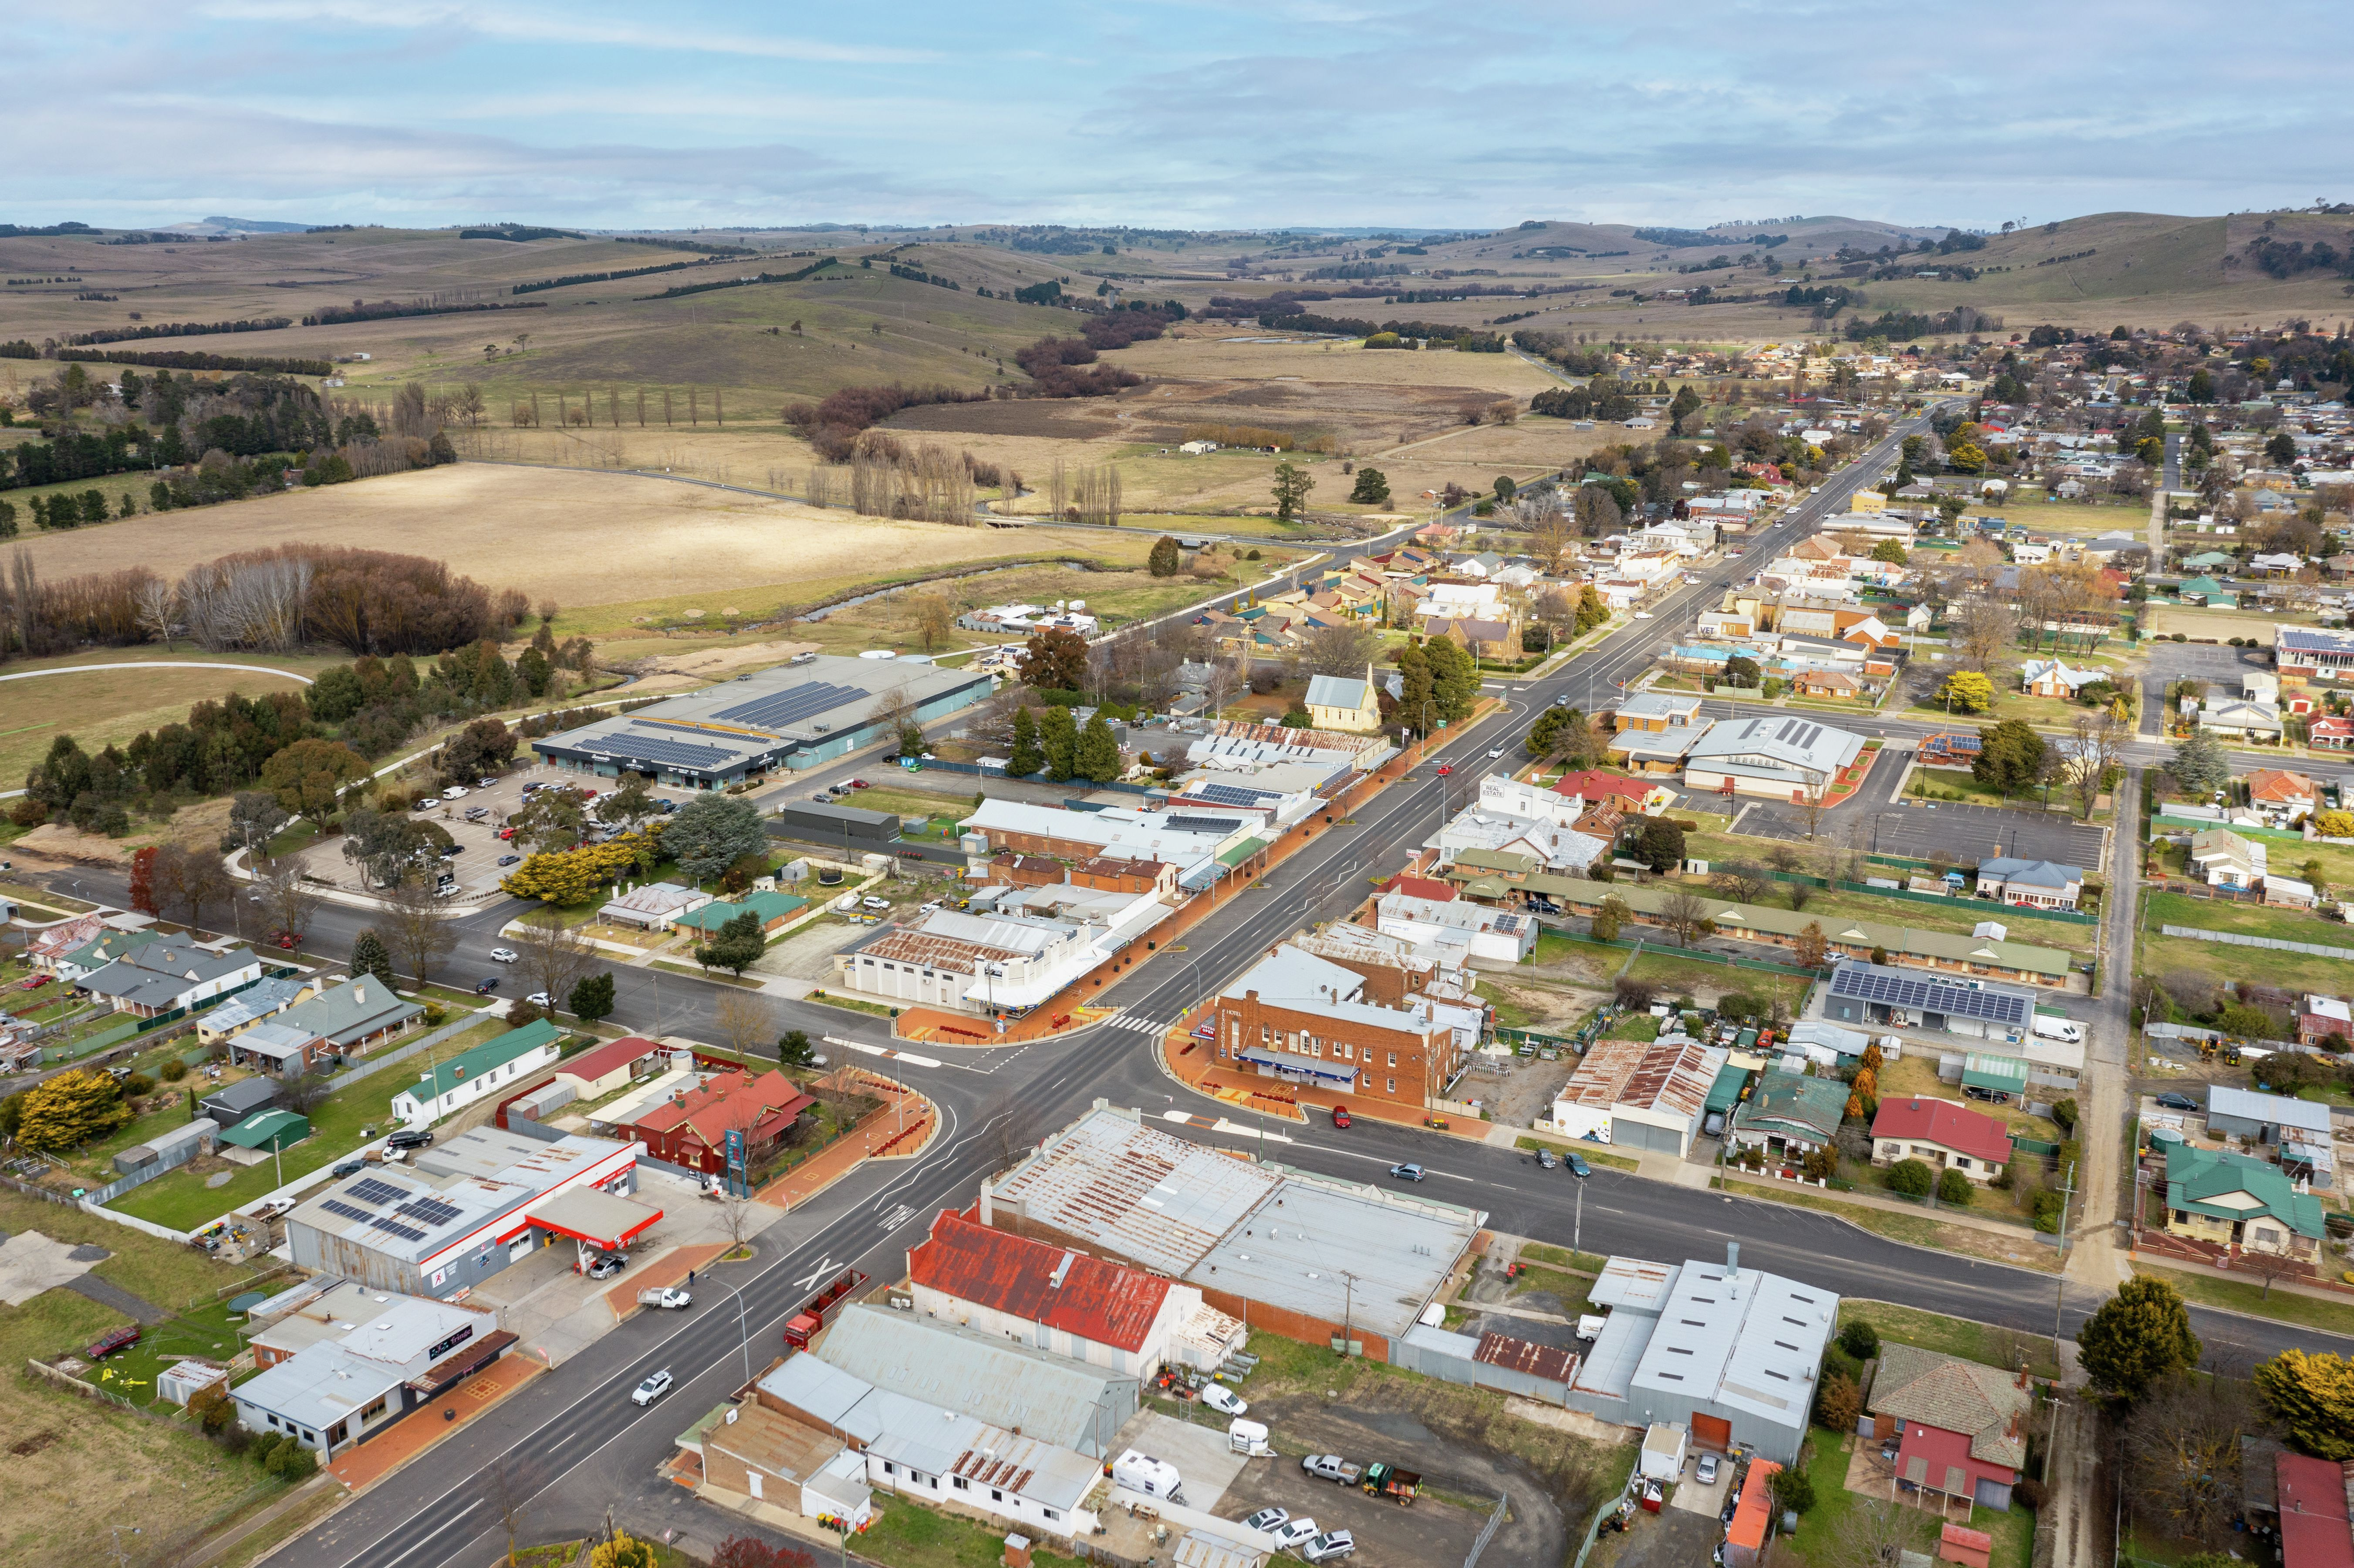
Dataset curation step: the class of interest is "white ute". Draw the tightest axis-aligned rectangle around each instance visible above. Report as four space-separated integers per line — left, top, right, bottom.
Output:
636 1286 692 1310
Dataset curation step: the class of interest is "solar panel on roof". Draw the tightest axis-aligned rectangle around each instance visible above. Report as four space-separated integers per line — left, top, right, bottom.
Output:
598 732 737 769
372 1219 428 1242
1162 814 1243 835
710 681 865 731
346 1178 406 1206
1830 963 2026 1024
1189 783 1277 808
319 1199 378 1225
396 1196 464 1228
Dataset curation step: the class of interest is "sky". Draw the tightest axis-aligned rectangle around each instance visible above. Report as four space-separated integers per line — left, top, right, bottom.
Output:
7 1 2348 233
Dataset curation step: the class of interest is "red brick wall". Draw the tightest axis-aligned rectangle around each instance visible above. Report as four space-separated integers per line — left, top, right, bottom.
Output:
1208 989 1454 1111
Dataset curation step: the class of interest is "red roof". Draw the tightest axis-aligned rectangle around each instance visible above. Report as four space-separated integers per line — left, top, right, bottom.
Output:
1387 875 1456 903
1938 1521 1993 1568
2278 1452 2354 1568
558 1034 663 1083
1871 1097 2014 1167
1551 770 1651 804
907 1208 1172 1353
632 1068 814 1147
1726 1460 1780 1550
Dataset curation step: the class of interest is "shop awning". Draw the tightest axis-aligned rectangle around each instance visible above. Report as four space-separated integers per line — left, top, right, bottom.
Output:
405 1329 518 1398
525 1187 664 1251
1237 1047 1358 1085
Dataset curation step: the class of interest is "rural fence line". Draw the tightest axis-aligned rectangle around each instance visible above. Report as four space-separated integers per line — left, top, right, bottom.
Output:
2158 924 2354 961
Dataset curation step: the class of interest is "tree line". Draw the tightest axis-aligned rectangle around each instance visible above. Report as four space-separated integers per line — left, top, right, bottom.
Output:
61 316 290 346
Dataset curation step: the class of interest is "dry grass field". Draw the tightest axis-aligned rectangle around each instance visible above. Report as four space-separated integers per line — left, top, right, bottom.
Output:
0 652 327 792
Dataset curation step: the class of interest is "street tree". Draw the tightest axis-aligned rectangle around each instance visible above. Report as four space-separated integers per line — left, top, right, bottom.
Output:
380 875 457 984
2077 1276 2200 1399
778 1029 818 1068
224 791 290 856
694 910 768 977
1973 719 2047 799
711 987 777 1056
2062 712 2126 820
568 971 616 1024
511 912 595 1021
253 856 320 947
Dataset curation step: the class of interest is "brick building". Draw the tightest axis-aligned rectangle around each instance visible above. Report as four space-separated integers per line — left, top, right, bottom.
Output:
626 1068 815 1176
1209 943 1468 1111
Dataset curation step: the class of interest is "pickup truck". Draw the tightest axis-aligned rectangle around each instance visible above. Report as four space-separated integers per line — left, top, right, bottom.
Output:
637 1286 693 1310
1302 1455 1363 1486
1361 1462 1421 1505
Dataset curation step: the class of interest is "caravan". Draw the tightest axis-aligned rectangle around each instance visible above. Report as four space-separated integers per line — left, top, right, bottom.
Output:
1111 1450 1186 1504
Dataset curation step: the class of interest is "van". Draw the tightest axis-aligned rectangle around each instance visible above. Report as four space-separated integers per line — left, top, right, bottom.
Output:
1110 1450 1185 1504
1227 1419 1274 1457
2031 1016 2083 1045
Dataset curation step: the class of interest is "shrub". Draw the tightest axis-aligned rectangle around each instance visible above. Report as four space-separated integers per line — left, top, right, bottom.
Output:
2051 1097 2078 1133
2014 1478 2048 1512
1770 1466 1817 1513
1816 1369 1862 1433
157 1057 188 1082
1838 1320 1880 1360
1886 1158 1934 1197
120 1072 155 1098
2031 1189 2066 1231
1716 991 1763 1023
1938 1167 1973 1205
1613 976 1655 1010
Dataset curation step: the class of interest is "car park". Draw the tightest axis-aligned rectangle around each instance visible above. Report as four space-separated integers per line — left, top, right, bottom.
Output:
630 1369 672 1405
1268 1519 1320 1550
1388 1162 1425 1183
498 855 521 867
463 805 489 820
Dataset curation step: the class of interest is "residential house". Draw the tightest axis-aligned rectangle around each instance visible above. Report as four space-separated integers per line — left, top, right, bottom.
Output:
1792 670 1863 700
2188 828 2266 890
2200 698 2284 742
1682 714 1866 802
44 924 161 983
1303 668 1383 733
2246 768 2317 815
2176 575 2238 607
272 977 423 1056
1425 617 1518 660
2276 1451 2354 1568
2309 715 2354 751
197 975 316 1045
2019 659 2104 700
1973 857 2085 911
26 913 107 975
672 889 810 939
388 1019 564 1128
1866 1344 2033 1511
1614 693 1706 733
1726 1070 1847 1162
596 881 714 932
1869 1097 2015 1184
81 942 263 1020
1209 943 1464 1112
625 1067 814 1176
1550 771 1660 812
2157 1141 2324 1261
224 1020 333 1077
551 1035 665 1099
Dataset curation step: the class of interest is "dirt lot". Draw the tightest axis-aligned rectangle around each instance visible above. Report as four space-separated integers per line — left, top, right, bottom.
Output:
1226 1392 1553 1568
1585 1500 1724 1568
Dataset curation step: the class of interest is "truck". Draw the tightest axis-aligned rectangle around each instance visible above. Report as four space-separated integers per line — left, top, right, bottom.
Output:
1361 1462 1421 1505
1111 1450 1185 1504
782 1269 869 1350
1303 1454 1363 1485
637 1286 693 1310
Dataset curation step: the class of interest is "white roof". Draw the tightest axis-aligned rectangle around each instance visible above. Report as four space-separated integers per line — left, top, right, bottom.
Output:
1304 673 1373 711
1223 943 1445 1039
1626 1259 1838 1434
2208 1084 2333 1134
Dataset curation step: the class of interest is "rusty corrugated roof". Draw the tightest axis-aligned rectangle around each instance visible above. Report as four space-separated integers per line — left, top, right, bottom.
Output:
1473 1331 1577 1383
910 1209 1172 1354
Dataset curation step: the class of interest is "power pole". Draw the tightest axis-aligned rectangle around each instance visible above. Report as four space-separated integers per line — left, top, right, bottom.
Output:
2052 1160 2077 1345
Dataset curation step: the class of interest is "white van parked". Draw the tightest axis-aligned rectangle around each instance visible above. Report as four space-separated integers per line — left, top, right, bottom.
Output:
2031 1016 2083 1045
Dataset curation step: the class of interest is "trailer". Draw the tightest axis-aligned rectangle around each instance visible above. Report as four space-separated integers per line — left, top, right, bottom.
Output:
1361 1462 1421 1505
783 1269 869 1350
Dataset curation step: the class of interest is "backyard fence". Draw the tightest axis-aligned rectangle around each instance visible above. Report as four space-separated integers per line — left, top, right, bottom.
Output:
2159 924 2354 961
1533 923 1824 978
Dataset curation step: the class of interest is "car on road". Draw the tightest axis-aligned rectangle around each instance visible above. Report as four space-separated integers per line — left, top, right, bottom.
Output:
477 776 498 788
1566 1152 1592 1179
442 785 468 800
475 977 501 995
1330 1105 1351 1128
527 991 555 1009
490 948 519 963
1633 610 1653 618
1388 1162 1426 1183
1200 1382 1247 1416
1696 1452 1721 1486
1536 1147 1557 1170
1487 745 1505 758
498 855 521 867
1434 764 1451 775
1302 1531 1356 1563
1552 695 1570 707
1243 1509 1290 1534
629 1369 672 1405
2154 1091 2201 1112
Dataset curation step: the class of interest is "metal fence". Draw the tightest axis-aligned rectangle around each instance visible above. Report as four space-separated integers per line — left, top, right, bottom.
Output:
1463 1493 1510 1568
2160 924 2354 961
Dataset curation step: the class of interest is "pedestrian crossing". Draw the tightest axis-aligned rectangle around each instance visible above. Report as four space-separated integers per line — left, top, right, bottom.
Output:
1095 1011 1165 1036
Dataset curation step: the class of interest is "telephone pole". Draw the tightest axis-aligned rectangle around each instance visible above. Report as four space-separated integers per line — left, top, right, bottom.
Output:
2052 1160 2077 1345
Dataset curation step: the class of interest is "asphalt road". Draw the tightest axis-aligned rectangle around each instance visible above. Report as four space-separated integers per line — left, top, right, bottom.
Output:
41 402 2335 1568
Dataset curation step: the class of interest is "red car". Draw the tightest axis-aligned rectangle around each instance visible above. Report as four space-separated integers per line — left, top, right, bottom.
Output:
848 778 869 789
497 827 517 840
1330 1105 1352 1129
1434 765 1452 776
267 931 298 951
19 974 52 990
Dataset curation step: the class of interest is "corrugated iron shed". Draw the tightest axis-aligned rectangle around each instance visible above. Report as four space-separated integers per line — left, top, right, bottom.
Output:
1474 1331 1577 1382
909 1208 1172 1354
986 1105 1279 1276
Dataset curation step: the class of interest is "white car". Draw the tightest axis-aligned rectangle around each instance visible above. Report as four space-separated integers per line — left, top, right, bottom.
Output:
1486 746 1505 759
1200 1382 1247 1417
527 991 555 1009
1244 1508 1290 1534
489 948 519 963
1269 1519 1319 1549
630 1369 673 1406
442 785 468 800
1633 611 1653 619
860 896 891 911
1301 1532 1356 1563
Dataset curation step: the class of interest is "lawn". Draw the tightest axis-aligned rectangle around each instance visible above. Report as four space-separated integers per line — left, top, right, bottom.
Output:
1510 1262 1600 1314
0 1189 279 1367
1685 877 2097 957
1715 1175 2062 1274
1782 1429 2033 1568
2142 890 2349 945
108 1057 448 1232
2138 892 2353 994
0 650 333 800
1839 1299 2062 1381
2134 1264 2354 1336
1874 1056 2064 1144
1906 765 2091 815
1623 953 1813 1013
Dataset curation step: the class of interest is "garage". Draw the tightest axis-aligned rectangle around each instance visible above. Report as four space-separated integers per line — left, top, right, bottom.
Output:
1691 1413 1732 1452
1610 1115 1686 1155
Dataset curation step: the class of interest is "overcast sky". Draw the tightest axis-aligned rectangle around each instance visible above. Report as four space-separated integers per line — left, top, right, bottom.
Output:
8 1 2346 233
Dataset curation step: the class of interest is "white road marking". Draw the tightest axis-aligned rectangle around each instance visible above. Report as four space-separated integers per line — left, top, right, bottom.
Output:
827 1036 942 1068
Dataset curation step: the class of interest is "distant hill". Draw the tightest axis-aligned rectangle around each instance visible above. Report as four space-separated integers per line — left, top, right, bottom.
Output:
182 216 317 234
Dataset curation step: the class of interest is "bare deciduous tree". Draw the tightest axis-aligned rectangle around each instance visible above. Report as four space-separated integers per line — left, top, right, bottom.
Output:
1795 771 1833 840
1944 595 2017 673
2126 1371 2259 1542
713 989 777 1059
253 856 321 947
379 875 457 985
2063 712 2126 821
1657 885 1712 948
1710 862 1770 905
511 913 595 1021
1823 1496 1929 1568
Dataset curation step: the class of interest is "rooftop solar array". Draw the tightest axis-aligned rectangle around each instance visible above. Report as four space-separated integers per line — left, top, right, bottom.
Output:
1187 783 1280 808
711 682 866 731
1829 962 2028 1025
319 1199 380 1225
594 731 739 770
1162 814 1244 836
396 1196 464 1227
346 1178 407 1207
373 1218 428 1242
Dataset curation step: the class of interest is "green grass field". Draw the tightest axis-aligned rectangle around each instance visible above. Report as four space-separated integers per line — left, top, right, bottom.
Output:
0 648 335 797
2138 890 2354 994
1839 1299 2062 1381
2134 1264 2354 1336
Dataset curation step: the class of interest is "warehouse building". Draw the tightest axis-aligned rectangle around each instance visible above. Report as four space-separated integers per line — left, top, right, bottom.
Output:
1543 1033 1727 1156
531 654 994 788
814 1305 1138 1459
285 1128 657 1298
977 1101 1483 1363
1818 960 2038 1043
230 1277 506 1459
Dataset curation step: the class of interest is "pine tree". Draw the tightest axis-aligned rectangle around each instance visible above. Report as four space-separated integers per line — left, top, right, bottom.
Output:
1007 707 1043 776
1041 706 1078 781
1076 712 1122 783
351 928 397 989
694 910 766 976
568 971 616 1023
1147 535 1181 577
2077 1276 2200 1398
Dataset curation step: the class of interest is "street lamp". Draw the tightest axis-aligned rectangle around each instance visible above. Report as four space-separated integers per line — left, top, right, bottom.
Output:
707 1271 754 1387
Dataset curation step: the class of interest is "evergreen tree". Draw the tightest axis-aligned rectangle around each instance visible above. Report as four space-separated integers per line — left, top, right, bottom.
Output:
693 910 766 976
1348 467 1390 505
1040 706 1078 781
1076 712 1122 782
14 1067 132 1152
351 927 397 989
517 645 553 697
1426 637 1478 721
2254 1349 2354 1460
2168 728 2233 794
2077 1276 2200 1399
1147 535 1181 577
568 971 615 1023
1973 718 2046 796
1395 643 1438 734
1007 707 1043 776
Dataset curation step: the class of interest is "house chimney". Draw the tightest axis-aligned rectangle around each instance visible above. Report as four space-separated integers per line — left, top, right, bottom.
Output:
354 983 365 1005
2016 1364 2029 1390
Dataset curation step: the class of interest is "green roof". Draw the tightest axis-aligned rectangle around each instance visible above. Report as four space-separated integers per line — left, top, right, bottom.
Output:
673 890 810 932
219 1109 309 1150
1961 1052 2029 1092
1704 1064 1750 1114
1218 836 1270 867
64 928 162 970
2165 1141 2326 1239
1732 1069 1847 1143
401 1017 560 1104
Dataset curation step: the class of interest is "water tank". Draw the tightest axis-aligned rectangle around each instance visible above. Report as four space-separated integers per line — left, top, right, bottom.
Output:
859 649 897 660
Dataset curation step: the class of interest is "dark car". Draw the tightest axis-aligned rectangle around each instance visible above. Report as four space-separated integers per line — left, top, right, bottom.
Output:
331 1158 368 1178
1566 1152 1592 1178
386 1129 434 1150
439 843 464 857
2154 1092 2201 1112
476 976 501 995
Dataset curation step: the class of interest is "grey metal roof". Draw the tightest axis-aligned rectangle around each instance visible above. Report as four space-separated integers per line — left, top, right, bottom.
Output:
287 1130 629 1265
1181 1171 1480 1339
230 1343 402 1433
987 1105 1280 1276
2207 1084 2333 1134
815 1306 1131 1457
274 977 422 1048
1626 1259 1837 1433
82 944 260 1009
